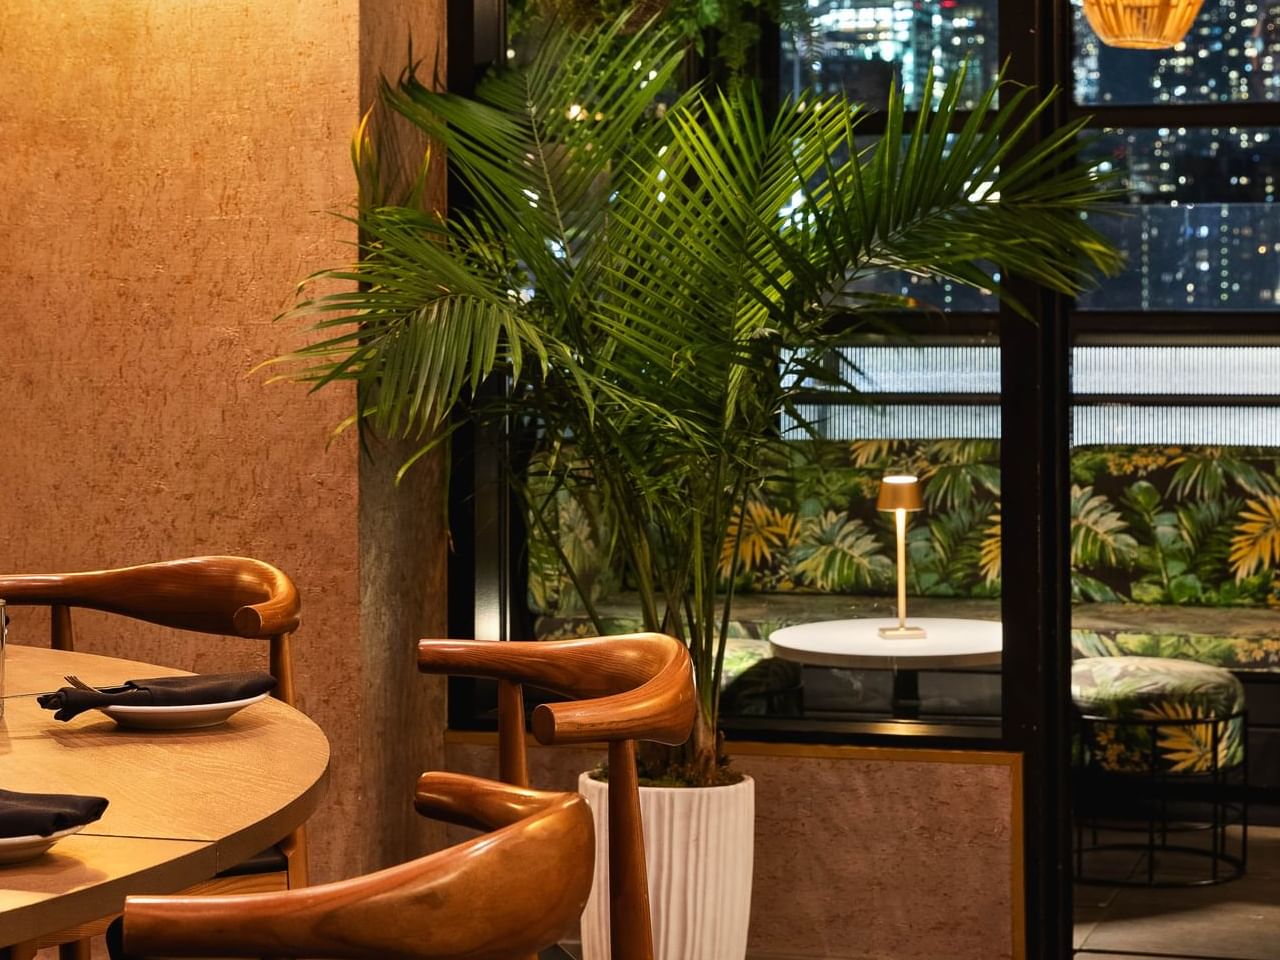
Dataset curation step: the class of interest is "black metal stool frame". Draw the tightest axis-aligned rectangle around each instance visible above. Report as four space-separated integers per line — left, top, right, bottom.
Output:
1074 708 1249 888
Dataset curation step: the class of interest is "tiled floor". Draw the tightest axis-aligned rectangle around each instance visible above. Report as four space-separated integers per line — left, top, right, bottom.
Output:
1075 824 1280 960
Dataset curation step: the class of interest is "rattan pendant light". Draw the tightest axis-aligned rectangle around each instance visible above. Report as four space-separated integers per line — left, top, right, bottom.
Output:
1081 0 1206 49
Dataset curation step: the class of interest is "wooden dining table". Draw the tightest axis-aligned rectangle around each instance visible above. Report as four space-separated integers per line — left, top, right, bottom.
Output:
0 644 330 948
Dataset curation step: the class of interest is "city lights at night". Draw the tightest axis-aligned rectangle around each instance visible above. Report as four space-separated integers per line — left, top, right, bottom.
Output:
784 0 1280 309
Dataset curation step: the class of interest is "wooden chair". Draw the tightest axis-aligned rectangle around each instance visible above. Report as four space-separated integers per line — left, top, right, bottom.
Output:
109 773 595 960
0 557 306 959
416 632 697 960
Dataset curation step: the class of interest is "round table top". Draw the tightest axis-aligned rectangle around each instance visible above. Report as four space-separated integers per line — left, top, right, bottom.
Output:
768 617 1003 669
0 644 330 946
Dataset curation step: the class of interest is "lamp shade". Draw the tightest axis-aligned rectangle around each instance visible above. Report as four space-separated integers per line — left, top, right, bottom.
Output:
1081 0 1205 49
876 474 923 512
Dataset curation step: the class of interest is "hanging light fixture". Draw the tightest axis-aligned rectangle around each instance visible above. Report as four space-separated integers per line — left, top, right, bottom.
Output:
1081 0 1206 49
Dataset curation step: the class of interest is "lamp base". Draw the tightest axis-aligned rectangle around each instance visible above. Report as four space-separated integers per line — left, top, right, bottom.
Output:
879 625 927 639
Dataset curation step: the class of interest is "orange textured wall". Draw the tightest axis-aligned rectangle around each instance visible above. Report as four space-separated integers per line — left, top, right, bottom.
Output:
0 0 442 882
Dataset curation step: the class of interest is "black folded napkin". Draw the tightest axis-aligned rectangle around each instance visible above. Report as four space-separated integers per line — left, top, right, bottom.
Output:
0 788 109 838
37 672 276 721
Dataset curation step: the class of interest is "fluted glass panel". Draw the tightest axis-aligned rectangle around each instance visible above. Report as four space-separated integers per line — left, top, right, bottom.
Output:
1074 345 1280 394
1072 405 1280 444
782 403 1002 439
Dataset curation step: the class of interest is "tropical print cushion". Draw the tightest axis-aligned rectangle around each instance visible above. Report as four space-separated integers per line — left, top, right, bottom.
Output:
527 442 1280 616
1071 656 1245 774
1073 628 1280 673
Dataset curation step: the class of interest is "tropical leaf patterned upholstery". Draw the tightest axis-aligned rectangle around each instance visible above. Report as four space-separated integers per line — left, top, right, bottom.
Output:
1072 656 1245 774
529 442 1280 672
530 441 1280 611
1073 628 1280 672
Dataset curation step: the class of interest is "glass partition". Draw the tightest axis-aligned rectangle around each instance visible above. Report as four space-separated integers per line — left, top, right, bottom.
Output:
1078 126 1280 310
1073 0 1280 104
781 0 999 108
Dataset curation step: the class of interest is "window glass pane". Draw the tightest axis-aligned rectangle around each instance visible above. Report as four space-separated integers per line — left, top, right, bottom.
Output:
1087 127 1280 203
1072 340 1280 443
783 344 1001 393
1074 344 1280 395
1069 335 1280 616
732 332 1005 727
526 331 1005 730
1073 0 1280 104
1078 127 1280 310
1074 404 1280 444
782 0 999 108
784 402 1003 439
844 273 1000 312
781 343 1001 438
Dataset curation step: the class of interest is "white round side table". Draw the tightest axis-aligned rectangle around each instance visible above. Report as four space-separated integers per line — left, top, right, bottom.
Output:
768 617 1002 718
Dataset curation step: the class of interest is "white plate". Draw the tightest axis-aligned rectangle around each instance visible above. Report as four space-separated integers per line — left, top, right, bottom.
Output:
100 692 270 730
0 825 84 866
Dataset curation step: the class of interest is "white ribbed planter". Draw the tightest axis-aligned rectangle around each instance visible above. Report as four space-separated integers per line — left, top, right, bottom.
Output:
577 772 754 960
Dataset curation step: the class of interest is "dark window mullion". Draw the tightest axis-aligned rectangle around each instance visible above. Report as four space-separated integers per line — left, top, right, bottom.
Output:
1074 393 1280 407
821 311 1000 337
1071 311 1280 336
1069 102 1279 127
789 391 1001 406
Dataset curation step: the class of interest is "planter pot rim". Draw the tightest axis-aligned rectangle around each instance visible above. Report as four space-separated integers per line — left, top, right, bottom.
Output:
580 772 754 795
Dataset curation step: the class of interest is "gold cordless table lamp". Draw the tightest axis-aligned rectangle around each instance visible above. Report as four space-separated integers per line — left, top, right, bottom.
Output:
877 474 926 639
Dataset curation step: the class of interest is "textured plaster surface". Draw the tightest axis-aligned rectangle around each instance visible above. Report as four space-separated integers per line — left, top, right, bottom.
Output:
737 752 1013 960
0 0 444 883
446 741 1015 960
353 0 451 872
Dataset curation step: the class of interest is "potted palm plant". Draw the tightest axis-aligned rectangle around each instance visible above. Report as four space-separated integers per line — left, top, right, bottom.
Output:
269 14 1120 958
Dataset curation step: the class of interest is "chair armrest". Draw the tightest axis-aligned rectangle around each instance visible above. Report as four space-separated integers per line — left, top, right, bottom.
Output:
414 771 581 830
418 633 697 746
121 778 594 960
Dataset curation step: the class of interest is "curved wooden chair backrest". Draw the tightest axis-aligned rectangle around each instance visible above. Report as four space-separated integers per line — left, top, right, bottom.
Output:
417 632 698 960
0 556 301 702
117 774 594 960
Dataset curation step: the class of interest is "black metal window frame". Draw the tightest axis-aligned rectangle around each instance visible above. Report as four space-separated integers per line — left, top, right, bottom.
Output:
442 2 1277 956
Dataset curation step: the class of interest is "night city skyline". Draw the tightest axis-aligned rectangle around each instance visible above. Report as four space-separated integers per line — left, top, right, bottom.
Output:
784 0 1279 310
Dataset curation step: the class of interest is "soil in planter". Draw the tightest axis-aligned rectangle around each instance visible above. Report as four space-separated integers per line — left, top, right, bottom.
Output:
589 759 745 788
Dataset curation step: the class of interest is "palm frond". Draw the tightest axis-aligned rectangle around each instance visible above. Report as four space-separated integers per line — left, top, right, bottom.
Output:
1072 484 1139 569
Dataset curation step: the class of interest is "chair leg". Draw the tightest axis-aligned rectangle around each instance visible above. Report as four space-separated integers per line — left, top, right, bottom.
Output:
280 825 309 889
51 604 75 651
59 941 91 960
607 740 655 960
4 945 38 960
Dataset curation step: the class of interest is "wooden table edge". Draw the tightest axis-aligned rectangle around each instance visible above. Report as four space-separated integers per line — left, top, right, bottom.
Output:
213 723 331 873
0 743 330 947
0 837 217 946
